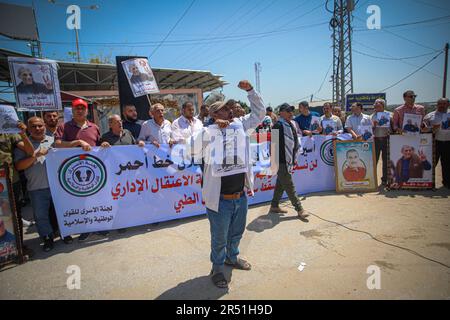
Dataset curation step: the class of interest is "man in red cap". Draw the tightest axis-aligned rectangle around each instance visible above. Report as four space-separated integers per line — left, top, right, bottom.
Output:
54 98 102 242
54 99 100 151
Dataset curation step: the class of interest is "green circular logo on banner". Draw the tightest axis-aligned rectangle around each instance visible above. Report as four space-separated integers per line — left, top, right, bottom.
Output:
58 154 107 197
320 139 334 166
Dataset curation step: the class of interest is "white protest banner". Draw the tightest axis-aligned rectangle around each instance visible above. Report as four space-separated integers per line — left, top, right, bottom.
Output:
121 58 159 98
8 57 62 111
0 105 20 134
46 136 337 237
358 125 374 141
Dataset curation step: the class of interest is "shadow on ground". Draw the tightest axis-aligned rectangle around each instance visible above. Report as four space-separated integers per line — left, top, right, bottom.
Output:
155 268 232 300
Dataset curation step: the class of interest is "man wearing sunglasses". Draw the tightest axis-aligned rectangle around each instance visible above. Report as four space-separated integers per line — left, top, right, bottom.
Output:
393 90 426 134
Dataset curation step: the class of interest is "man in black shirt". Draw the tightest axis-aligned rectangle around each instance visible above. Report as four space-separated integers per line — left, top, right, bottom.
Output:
122 105 142 140
270 103 309 220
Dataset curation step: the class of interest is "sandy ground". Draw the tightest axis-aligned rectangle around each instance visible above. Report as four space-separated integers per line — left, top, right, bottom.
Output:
0 162 449 300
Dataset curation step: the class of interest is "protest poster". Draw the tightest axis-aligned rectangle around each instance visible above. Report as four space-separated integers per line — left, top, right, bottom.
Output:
322 119 337 135
358 125 374 141
441 113 449 130
376 112 390 128
388 134 434 189
402 114 422 135
0 104 20 134
121 58 159 98
310 116 321 133
8 57 62 111
334 140 377 193
63 107 73 123
0 166 23 267
46 135 338 237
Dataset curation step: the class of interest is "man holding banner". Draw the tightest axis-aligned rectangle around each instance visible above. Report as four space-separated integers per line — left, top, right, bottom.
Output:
193 80 265 289
393 90 425 134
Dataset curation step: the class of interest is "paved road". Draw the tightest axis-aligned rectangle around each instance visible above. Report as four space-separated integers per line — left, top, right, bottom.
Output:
1 163 449 299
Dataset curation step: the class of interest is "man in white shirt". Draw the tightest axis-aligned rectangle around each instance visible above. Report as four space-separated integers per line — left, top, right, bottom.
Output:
320 102 343 136
423 97 449 188
345 102 372 140
138 103 174 148
171 102 204 144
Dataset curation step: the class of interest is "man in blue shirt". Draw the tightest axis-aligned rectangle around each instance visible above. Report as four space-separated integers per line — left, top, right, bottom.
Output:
294 101 320 136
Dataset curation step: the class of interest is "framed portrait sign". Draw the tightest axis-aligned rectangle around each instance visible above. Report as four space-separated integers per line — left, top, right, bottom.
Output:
8 56 62 111
388 134 435 190
334 140 378 193
121 57 159 98
0 165 24 268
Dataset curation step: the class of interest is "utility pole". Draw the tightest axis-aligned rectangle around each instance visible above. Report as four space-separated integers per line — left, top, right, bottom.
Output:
255 62 261 93
330 0 354 109
443 42 449 98
75 27 81 63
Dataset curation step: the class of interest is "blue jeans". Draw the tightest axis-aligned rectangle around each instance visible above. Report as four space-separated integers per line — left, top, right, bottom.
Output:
206 195 248 273
29 188 54 239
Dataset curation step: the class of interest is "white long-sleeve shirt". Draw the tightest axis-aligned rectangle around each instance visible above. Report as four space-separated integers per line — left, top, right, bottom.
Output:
138 118 172 144
192 89 266 213
171 115 204 143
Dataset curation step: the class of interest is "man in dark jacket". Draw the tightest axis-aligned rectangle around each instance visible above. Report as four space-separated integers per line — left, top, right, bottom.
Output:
270 103 309 221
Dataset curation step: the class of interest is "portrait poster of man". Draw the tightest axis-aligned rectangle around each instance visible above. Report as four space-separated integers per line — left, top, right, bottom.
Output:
322 119 337 135
376 112 390 128
388 134 434 189
358 125 374 142
441 113 449 130
310 116 321 133
121 58 159 98
334 140 377 193
0 167 22 267
8 57 62 111
402 113 422 135
0 104 20 134
210 123 248 177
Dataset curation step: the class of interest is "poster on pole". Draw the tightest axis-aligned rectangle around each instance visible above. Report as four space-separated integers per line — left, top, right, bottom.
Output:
121 58 159 98
388 134 434 189
0 104 20 134
8 56 62 111
334 140 377 193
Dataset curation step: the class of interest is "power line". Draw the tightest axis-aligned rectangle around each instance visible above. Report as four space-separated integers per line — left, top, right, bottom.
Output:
149 0 197 58
196 1 326 69
354 15 438 51
354 14 450 31
353 39 443 78
379 51 443 92
353 48 440 61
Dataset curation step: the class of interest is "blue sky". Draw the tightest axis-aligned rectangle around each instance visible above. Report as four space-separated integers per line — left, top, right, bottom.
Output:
1 0 449 106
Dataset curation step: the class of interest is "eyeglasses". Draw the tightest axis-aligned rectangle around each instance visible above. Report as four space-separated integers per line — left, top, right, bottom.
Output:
406 95 417 98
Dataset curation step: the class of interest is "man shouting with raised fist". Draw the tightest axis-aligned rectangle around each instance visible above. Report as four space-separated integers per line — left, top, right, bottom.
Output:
192 80 266 289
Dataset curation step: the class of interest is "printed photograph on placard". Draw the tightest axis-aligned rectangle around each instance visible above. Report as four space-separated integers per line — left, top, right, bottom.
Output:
389 134 434 189
8 57 62 111
322 119 337 135
310 116 321 133
0 104 20 134
402 113 422 135
376 112 391 128
441 113 449 130
334 140 377 192
0 169 18 267
121 58 159 98
358 125 374 141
